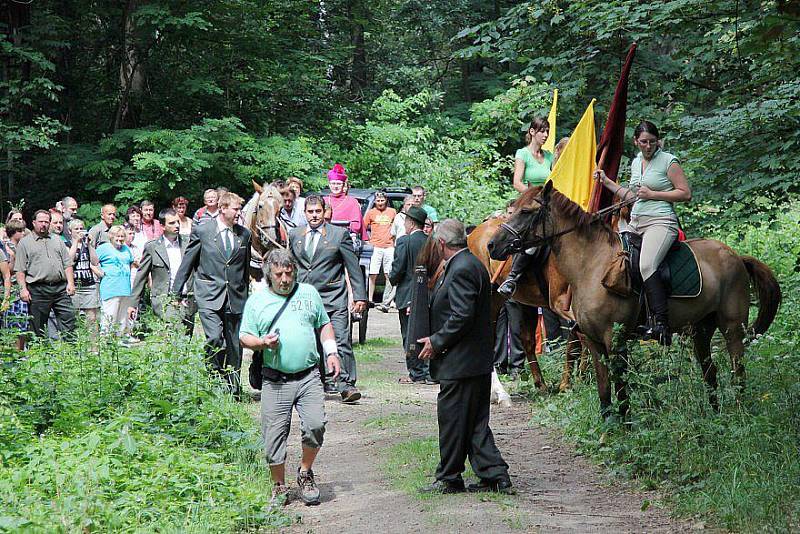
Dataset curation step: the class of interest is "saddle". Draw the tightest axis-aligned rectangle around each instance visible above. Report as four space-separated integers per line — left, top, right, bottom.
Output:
602 233 702 299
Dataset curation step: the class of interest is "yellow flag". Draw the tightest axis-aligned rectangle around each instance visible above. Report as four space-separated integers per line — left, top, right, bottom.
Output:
542 89 558 153
548 99 596 211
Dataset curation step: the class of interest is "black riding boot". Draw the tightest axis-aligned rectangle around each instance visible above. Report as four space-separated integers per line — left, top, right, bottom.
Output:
642 275 671 346
497 251 535 297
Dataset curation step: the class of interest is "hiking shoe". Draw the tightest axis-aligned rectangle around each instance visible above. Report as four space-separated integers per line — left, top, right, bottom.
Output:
341 387 362 403
270 483 290 506
296 468 321 505
419 479 466 495
467 477 515 495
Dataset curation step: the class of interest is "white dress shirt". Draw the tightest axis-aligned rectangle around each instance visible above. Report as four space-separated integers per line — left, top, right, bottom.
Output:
164 236 182 288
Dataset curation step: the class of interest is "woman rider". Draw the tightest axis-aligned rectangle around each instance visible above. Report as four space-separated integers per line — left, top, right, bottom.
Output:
497 117 553 297
594 120 692 345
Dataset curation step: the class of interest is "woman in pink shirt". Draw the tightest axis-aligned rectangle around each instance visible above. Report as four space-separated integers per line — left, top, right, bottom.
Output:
324 164 368 242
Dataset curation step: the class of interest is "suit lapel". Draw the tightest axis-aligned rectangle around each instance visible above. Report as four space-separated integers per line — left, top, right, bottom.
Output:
153 237 169 267
212 223 227 261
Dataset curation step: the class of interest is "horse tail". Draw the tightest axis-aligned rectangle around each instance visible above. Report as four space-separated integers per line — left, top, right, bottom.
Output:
740 256 782 335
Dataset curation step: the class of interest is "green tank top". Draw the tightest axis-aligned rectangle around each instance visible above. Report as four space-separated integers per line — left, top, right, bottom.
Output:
630 149 679 217
515 147 553 186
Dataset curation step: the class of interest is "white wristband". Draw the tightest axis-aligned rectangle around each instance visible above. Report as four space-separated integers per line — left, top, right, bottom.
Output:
322 339 338 356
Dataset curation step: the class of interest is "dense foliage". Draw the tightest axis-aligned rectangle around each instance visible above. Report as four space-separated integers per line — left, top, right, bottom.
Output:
523 203 800 531
0 321 291 531
4 1 797 226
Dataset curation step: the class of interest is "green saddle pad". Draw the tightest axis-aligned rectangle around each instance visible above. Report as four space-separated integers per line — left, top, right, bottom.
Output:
667 241 702 298
620 236 702 298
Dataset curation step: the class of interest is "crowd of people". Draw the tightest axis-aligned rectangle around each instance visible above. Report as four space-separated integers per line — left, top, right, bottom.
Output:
2 116 688 506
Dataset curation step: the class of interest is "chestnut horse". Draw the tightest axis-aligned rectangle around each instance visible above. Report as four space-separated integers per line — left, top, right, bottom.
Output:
488 182 782 418
242 181 286 281
416 213 584 396
468 215 585 393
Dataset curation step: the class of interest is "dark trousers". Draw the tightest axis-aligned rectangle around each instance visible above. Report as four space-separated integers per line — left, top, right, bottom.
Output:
198 307 242 398
542 308 570 351
28 283 76 339
435 374 509 484
321 306 356 392
493 301 526 374
399 307 430 381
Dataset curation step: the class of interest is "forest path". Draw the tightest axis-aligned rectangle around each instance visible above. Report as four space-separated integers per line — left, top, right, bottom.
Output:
249 311 693 533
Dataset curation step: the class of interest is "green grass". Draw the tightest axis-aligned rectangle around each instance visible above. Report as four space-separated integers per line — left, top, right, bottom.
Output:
355 337 397 363
364 412 416 430
0 319 291 532
523 207 800 532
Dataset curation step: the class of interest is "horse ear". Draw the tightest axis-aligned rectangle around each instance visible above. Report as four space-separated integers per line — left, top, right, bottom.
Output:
543 180 553 198
252 180 263 194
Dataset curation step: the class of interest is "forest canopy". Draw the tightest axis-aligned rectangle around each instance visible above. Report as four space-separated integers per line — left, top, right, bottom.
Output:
2 0 798 226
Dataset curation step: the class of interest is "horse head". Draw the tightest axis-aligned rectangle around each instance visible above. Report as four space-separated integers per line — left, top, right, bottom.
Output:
250 180 286 255
488 182 554 260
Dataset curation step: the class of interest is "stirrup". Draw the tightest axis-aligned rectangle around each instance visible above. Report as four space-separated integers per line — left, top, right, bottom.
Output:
638 322 672 346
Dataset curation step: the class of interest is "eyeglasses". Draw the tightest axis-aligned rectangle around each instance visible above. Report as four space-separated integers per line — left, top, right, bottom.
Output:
637 139 658 146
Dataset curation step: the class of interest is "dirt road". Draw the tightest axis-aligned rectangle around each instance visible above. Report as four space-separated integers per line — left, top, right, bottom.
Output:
252 311 691 533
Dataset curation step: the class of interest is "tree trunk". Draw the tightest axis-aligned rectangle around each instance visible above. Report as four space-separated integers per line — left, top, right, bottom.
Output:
113 0 145 131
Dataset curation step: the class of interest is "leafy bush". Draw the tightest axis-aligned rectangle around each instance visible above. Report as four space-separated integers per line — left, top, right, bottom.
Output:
526 204 800 531
0 321 291 532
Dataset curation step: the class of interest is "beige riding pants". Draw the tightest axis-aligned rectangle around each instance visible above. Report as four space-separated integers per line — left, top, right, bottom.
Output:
627 214 679 280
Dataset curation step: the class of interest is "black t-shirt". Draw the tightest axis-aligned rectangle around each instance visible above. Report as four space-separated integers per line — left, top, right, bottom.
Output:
74 242 95 287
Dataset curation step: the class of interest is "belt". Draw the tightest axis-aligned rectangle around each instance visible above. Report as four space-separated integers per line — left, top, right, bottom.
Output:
262 365 316 383
29 280 65 287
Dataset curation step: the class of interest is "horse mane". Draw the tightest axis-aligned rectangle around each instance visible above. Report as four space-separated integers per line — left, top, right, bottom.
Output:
512 186 543 210
549 190 616 245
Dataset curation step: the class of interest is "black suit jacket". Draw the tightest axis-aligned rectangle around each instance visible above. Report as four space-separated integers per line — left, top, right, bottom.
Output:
388 229 427 310
172 221 251 312
287 223 366 310
428 249 494 381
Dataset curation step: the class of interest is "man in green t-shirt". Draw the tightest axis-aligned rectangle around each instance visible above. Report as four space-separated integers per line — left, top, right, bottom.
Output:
240 249 341 506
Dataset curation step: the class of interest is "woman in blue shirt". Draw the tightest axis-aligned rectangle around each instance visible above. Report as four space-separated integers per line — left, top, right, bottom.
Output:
96 225 137 336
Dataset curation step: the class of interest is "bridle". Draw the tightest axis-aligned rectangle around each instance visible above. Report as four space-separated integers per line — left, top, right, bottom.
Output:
499 195 637 253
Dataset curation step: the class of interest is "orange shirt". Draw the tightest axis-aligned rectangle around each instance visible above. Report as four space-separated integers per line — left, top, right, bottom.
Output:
364 207 397 248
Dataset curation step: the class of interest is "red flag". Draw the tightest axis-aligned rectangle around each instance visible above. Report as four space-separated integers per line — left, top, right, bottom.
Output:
589 43 637 213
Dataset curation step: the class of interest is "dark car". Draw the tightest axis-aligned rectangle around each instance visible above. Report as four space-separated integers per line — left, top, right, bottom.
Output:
314 187 412 344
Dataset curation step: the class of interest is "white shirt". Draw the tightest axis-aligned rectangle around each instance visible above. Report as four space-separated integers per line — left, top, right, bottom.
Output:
216 218 235 254
164 236 182 288
391 212 407 238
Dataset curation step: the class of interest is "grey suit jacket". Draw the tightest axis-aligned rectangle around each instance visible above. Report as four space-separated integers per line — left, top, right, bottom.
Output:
172 221 251 312
130 235 189 304
288 223 366 310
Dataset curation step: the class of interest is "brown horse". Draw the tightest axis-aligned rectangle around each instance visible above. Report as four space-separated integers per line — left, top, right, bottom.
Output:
488 182 781 417
468 215 585 393
243 181 286 281
417 214 584 393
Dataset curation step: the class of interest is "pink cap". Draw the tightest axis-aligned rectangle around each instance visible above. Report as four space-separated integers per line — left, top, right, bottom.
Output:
327 163 348 183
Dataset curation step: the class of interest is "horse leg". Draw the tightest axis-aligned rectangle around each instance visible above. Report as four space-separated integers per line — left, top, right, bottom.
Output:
558 327 582 392
521 306 547 393
691 315 719 410
721 320 747 392
610 337 630 418
583 337 612 419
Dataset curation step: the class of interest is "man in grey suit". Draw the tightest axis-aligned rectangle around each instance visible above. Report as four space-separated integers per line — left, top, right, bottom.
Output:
172 192 251 399
128 208 197 336
288 194 367 403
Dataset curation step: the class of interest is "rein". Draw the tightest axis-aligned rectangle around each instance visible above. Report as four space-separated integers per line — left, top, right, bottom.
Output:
501 195 637 250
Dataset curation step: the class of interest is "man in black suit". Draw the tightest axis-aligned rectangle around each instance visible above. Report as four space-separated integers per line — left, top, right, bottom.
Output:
172 192 251 399
417 218 512 495
287 195 367 403
388 205 430 383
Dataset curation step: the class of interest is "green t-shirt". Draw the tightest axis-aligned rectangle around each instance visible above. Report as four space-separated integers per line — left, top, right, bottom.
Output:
240 282 330 374
422 204 439 223
515 147 553 186
630 149 679 217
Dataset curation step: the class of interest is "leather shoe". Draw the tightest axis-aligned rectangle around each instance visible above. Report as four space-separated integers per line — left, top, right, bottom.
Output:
419 479 465 495
341 387 362 403
467 477 515 494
